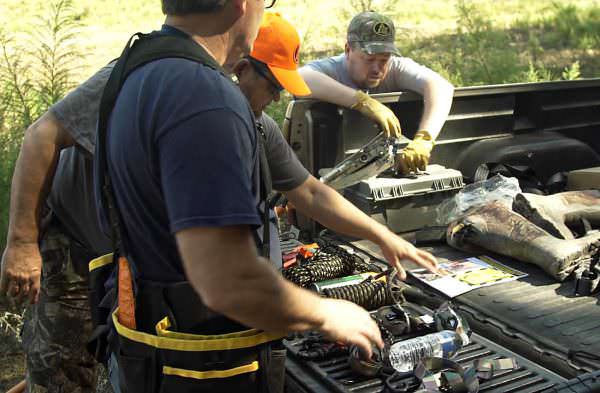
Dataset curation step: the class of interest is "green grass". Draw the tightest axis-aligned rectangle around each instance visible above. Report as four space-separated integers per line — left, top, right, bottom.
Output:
273 0 600 122
2 0 599 82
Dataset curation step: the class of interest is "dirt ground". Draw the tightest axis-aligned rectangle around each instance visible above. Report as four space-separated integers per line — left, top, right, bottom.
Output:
0 353 25 392
0 302 26 392
0 351 25 392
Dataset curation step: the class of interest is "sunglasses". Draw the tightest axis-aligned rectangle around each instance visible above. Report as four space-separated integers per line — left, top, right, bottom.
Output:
247 57 284 93
265 0 276 9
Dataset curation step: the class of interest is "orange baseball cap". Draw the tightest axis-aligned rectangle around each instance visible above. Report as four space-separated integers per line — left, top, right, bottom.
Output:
250 13 311 97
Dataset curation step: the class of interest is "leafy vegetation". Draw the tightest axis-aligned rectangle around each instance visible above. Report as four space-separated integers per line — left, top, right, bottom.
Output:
0 0 82 251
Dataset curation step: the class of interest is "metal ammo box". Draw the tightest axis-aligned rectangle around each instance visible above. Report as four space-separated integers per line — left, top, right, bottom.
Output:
344 164 464 233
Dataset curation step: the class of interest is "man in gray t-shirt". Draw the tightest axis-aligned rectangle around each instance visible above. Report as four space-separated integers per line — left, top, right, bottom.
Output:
48 65 114 257
299 11 455 174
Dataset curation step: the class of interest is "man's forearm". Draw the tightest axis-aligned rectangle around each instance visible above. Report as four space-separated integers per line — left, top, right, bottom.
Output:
418 79 454 140
217 257 329 332
298 67 358 108
178 225 329 333
6 112 73 245
285 177 389 244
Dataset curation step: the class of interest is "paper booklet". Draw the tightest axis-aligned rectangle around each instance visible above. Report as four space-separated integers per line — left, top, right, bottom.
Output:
410 255 527 298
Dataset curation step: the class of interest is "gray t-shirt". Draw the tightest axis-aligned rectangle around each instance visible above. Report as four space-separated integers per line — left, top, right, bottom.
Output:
259 113 309 268
48 64 114 255
305 54 439 95
259 113 309 192
48 63 308 260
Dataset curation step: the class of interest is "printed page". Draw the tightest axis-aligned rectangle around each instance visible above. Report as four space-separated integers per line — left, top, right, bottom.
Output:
410 256 527 298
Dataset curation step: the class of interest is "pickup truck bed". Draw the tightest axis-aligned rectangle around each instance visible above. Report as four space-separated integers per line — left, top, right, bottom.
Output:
350 240 600 379
284 238 600 392
283 78 600 391
285 326 564 393
432 246 600 378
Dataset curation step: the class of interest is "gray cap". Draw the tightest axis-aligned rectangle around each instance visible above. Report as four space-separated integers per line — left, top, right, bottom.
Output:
347 11 399 55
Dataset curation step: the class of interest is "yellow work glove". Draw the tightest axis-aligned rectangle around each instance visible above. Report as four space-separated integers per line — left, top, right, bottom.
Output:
396 130 434 174
351 90 401 137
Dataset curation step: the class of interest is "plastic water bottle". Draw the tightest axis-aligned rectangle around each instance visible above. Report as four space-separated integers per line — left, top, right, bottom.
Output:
388 330 465 372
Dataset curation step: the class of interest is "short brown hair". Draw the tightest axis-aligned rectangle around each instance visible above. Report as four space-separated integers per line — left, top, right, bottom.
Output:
161 0 227 15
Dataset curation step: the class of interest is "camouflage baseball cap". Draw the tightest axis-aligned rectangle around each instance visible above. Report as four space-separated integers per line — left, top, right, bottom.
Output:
347 11 399 55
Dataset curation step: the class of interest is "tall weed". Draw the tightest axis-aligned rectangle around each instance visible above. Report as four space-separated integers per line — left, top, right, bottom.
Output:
0 0 82 252
450 0 521 85
0 310 24 343
540 3 600 50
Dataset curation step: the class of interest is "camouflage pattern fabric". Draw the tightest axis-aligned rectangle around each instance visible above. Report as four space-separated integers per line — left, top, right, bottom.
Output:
21 223 102 393
346 11 400 55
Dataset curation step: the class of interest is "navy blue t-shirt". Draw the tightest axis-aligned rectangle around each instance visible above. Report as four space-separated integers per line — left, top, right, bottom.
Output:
102 54 261 282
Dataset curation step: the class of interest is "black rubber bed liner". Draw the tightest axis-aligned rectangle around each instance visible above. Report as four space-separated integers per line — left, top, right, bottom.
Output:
349 240 600 380
419 245 600 379
284 332 564 393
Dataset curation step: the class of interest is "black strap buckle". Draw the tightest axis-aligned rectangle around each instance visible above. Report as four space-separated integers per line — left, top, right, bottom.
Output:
414 357 479 393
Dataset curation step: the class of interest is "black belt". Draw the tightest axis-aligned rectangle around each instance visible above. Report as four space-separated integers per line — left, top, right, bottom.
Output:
134 279 247 335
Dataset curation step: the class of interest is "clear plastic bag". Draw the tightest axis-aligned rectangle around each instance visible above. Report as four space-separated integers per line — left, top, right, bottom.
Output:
436 174 521 224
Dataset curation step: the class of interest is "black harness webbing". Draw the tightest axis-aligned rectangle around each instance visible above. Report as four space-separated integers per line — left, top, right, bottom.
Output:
96 29 273 261
89 28 275 362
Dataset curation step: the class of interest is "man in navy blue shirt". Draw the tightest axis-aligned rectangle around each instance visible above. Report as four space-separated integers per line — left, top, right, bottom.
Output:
2 8 437 392
101 4 387 392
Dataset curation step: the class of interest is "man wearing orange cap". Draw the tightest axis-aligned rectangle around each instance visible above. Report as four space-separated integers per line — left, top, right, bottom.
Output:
230 12 438 275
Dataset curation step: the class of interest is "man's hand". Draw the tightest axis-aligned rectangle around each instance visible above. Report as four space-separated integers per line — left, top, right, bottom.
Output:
352 91 401 138
319 298 383 359
0 241 42 304
396 130 434 174
376 229 439 280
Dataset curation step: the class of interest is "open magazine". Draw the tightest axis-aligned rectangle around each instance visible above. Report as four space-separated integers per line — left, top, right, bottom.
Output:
410 255 527 298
